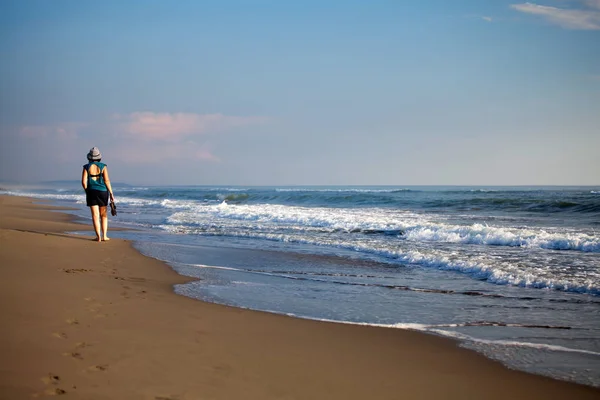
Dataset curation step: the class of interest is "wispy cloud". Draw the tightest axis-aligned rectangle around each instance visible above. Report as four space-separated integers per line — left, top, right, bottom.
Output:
511 1 600 30
463 14 495 23
112 112 269 141
20 122 88 139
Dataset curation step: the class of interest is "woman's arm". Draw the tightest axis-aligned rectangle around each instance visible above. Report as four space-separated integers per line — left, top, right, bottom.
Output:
103 167 115 200
81 167 88 190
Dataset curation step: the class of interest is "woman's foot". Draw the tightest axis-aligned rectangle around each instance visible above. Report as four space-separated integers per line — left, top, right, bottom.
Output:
102 237 110 241
94 237 102 242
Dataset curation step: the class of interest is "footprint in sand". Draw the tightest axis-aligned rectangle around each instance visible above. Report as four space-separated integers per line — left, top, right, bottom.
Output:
41 374 60 385
87 302 106 315
62 268 90 274
126 277 147 283
44 387 67 396
37 374 66 397
75 341 90 349
66 318 79 325
87 364 109 372
62 351 83 360
53 332 68 339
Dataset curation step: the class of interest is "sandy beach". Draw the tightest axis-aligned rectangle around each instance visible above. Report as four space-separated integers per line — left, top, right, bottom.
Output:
0 195 598 400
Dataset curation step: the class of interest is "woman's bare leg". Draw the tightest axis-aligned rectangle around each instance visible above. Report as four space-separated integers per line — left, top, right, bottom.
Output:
100 206 110 241
90 206 101 241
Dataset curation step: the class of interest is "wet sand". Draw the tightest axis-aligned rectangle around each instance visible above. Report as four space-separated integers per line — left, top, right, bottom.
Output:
0 195 598 399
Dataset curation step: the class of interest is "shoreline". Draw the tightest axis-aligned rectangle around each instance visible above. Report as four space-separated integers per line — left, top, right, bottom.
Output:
1 195 598 399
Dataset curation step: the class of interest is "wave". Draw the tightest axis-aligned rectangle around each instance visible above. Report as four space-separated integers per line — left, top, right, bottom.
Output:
401 223 599 252
165 203 600 253
161 232 600 295
7 186 599 215
224 193 250 202
4 189 598 253
421 197 600 214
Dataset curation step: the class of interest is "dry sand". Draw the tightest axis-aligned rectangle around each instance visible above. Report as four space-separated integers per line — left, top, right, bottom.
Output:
0 195 598 400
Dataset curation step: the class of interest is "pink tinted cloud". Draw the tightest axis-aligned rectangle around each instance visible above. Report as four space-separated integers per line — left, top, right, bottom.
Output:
195 148 221 162
113 112 268 141
17 111 264 164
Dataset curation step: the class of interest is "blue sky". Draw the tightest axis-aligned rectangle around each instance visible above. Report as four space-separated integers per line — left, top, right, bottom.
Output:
1 0 598 185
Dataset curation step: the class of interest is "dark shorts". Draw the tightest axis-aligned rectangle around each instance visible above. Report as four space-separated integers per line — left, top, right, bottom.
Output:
86 189 109 207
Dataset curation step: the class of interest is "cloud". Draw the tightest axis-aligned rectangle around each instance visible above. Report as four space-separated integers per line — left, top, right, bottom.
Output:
17 112 268 164
112 112 269 141
463 14 494 23
511 2 600 30
20 122 87 139
195 148 221 162
19 112 268 142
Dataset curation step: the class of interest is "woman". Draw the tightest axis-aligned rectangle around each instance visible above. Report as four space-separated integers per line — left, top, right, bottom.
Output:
81 147 115 242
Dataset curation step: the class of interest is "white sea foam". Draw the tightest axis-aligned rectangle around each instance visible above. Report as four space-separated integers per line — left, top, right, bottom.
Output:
160 199 198 209
165 203 600 252
1 190 85 203
423 329 600 356
402 223 600 252
185 263 242 272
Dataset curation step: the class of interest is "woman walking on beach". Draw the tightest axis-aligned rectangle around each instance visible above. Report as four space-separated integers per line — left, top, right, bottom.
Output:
81 147 115 242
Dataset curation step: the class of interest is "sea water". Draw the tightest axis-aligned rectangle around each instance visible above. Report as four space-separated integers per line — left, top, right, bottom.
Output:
3 184 599 386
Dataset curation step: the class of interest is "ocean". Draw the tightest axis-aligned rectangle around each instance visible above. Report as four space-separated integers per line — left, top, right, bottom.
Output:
3 184 599 387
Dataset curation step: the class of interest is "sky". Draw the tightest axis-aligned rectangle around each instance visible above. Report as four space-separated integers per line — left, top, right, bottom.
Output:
0 0 599 186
